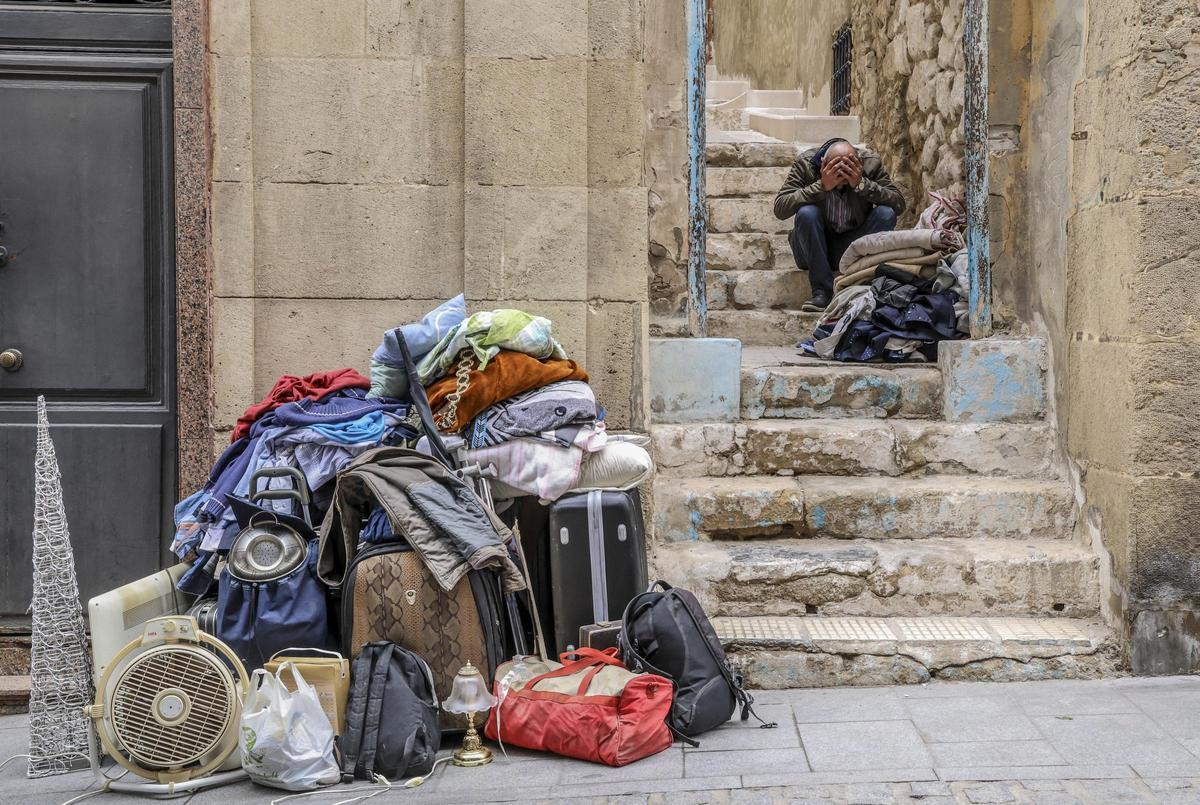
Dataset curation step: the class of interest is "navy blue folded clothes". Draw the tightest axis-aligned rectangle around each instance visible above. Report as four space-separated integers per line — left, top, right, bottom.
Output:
273 388 410 428
359 504 402 545
468 380 597 449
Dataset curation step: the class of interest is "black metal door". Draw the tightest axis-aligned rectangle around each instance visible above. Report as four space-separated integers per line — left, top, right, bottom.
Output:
0 4 175 624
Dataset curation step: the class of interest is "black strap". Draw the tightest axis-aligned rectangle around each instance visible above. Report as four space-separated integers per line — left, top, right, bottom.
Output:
358 642 394 779
393 329 458 471
340 647 375 781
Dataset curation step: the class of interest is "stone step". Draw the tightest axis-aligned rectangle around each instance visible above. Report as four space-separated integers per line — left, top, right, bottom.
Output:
0 674 30 715
652 420 1059 480
707 232 794 272
708 269 811 311
652 475 1075 542
748 112 861 144
652 538 1100 619
707 195 790 234
708 309 821 347
706 140 806 168
741 352 943 418
707 166 789 197
709 614 1115 688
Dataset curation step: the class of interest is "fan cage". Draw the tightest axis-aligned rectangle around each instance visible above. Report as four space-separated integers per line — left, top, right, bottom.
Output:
109 644 236 769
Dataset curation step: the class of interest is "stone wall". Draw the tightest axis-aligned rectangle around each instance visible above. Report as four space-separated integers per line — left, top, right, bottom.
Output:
711 0 849 103
207 0 649 451
849 0 965 219
645 0 691 333
1065 0 1200 673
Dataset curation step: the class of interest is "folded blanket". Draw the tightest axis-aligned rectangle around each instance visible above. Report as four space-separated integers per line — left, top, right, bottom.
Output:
838 229 949 274
418 309 568 386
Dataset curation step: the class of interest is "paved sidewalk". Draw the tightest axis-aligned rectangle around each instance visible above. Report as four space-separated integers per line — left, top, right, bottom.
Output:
5 675 1200 804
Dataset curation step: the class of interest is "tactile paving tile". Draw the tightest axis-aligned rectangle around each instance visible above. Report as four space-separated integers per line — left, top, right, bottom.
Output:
988 618 1093 646
894 617 992 642
713 616 808 643
806 617 895 642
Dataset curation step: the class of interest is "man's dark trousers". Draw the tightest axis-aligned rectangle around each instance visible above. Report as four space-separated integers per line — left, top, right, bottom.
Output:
789 204 898 298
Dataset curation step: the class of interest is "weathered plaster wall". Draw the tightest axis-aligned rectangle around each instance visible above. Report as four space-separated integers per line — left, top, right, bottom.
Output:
849 0 965 220
1065 0 1200 672
207 0 649 441
711 0 849 105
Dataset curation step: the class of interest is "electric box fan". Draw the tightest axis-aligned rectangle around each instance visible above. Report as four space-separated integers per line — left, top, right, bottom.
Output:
85 616 250 796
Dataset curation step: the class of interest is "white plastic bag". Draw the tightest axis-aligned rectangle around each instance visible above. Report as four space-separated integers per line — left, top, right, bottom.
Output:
240 663 341 791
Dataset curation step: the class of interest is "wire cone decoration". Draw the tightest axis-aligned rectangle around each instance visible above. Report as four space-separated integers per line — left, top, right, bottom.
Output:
26 396 94 777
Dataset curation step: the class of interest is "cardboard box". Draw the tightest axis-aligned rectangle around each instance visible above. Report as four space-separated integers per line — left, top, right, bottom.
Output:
265 650 350 735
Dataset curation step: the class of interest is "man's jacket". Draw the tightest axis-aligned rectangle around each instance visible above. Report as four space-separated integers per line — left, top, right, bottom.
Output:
318 446 525 593
773 145 907 223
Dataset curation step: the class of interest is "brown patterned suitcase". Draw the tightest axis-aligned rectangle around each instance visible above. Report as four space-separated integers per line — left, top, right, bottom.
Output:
340 542 509 729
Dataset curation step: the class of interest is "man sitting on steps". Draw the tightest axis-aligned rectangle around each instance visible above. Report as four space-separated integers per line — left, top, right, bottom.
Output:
774 137 906 313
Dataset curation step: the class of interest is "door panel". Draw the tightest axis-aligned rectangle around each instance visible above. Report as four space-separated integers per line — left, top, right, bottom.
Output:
0 78 156 396
0 423 165 616
0 42 175 623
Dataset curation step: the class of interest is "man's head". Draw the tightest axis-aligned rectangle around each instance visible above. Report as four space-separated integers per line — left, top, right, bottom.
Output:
822 140 858 165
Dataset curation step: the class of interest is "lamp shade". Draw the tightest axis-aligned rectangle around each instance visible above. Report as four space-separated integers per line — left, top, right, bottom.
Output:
442 661 498 715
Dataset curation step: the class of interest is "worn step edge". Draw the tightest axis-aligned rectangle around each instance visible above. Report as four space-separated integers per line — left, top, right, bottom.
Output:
653 475 1075 542
741 359 944 419
0 674 31 715
709 309 822 348
712 615 1118 688
651 537 1101 620
651 420 1060 480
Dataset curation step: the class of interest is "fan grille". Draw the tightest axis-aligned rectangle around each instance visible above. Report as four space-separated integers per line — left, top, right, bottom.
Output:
110 645 235 768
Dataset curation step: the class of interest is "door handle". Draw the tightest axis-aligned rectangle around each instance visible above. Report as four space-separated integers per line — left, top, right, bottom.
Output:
0 349 22 371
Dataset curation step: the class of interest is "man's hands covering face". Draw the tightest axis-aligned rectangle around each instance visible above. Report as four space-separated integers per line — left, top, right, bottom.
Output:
820 152 863 191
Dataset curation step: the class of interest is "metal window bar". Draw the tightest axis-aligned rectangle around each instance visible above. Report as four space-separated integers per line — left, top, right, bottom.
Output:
831 23 852 116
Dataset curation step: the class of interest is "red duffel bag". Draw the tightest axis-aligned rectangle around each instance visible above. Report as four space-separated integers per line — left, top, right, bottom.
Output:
483 647 673 766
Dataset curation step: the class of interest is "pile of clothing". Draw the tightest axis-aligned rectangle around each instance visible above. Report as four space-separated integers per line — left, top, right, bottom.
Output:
170 370 417 592
801 193 970 363
369 296 652 505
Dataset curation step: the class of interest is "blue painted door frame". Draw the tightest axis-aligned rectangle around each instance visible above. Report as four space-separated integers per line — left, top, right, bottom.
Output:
685 0 992 338
686 0 708 337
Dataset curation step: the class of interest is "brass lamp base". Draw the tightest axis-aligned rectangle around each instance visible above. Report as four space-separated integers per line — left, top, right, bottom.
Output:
452 713 494 767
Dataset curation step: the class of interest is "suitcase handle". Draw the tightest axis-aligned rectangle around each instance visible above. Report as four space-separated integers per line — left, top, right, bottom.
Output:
250 465 312 526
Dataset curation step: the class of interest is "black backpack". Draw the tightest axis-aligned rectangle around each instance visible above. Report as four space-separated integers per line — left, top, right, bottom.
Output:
619 581 775 744
340 642 442 781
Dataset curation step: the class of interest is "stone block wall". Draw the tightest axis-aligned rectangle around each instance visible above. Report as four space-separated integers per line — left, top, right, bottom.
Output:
1061 0 1200 673
207 0 649 452
849 0 965 219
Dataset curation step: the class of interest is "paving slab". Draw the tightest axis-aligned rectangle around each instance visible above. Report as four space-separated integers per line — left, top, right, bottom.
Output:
790 687 909 724
683 704 799 751
684 746 810 778
797 720 932 771
1032 713 1200 772
906 695 1041 742
927 740 1065 768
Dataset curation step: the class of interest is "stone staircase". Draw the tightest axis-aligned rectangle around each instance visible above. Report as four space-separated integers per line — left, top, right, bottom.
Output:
651 134 1117 684
649 342 1117 687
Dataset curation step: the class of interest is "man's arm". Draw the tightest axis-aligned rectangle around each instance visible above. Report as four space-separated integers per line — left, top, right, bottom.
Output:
857 159 907 216
773 158 826 220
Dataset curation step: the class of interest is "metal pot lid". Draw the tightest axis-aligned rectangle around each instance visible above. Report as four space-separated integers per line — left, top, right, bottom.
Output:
227 522 307 583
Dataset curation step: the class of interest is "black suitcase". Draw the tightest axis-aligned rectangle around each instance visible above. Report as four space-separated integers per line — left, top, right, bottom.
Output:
547 489 648 655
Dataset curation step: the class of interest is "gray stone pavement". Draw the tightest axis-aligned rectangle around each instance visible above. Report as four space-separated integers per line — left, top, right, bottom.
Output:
6 675 1200 804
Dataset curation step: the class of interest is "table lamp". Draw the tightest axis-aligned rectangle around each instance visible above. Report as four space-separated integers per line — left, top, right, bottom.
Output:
442 661 498 767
